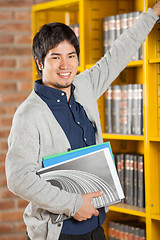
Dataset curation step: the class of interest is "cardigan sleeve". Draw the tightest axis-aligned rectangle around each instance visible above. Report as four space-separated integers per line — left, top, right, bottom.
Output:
5 102 83 217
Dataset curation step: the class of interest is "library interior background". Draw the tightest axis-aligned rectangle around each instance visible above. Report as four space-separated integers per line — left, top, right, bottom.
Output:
0 0 160 239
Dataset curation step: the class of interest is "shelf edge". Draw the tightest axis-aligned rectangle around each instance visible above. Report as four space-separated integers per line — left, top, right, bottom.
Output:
148 58 160 64
102 133 144 141
109 204 146 218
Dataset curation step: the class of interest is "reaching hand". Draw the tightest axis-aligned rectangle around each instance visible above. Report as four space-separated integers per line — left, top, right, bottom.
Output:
152 1 160 17
73 190 104 221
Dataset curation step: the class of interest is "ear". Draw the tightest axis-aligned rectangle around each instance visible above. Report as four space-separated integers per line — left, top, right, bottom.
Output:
35 57 43 71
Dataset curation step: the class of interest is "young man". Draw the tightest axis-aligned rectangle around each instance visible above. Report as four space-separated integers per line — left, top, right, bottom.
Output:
5 2 160 240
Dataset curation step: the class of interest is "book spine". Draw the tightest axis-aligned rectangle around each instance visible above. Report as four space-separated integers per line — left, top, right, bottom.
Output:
115 14 121 39
120 153 125 203
120 13 128 34
128 225 134 240
129 155 134 205
114 223 120 239
127 84 133 134
138 228 146 240
120 224 125 240
108 15 116 49
137 84 143 135
105 87 112 133
133 155 138 206
138 155 145 208
103 17 109 53
127 12 133 28
108 221 116 240
116 154 121 180
135 227 140 240
112 85 121 133
120 85 128 134
125 154 130 204
124 225 129 239
132 84 138 135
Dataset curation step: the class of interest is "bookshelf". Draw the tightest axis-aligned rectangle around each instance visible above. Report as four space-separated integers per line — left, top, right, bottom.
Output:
32 0 160 239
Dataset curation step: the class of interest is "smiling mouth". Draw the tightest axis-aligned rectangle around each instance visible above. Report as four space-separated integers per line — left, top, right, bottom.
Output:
57 72 71 78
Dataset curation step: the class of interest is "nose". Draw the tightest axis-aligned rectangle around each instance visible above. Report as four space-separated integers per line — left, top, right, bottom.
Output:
59 57 68 69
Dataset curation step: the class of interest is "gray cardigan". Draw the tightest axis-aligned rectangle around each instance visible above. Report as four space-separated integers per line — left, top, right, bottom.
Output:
5 8 158 240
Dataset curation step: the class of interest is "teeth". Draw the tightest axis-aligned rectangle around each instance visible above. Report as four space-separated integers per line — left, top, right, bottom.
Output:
59 73 70 76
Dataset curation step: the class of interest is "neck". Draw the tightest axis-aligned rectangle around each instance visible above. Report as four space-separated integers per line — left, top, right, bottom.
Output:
65 87 71 102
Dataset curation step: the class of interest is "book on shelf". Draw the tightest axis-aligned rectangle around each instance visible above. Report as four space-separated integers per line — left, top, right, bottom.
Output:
105 84 143 135
108 220 146 240
138 155 145 208
37 142 125 223
114 153 145 208
112 85 121 134
133 155 138 206
69 23 80 65
69 23 79 41
120 85 128 134
105 87 113 133
132 84 143 135
103 11 142 60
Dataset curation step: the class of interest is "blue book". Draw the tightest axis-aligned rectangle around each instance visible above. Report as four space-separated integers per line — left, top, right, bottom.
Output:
42 142 114 168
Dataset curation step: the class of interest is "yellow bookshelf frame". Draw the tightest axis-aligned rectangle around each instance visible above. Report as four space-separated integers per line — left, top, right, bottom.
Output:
32 0 160 239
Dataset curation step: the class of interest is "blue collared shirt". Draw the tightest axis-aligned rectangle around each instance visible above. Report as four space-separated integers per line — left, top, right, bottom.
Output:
34 80 106 235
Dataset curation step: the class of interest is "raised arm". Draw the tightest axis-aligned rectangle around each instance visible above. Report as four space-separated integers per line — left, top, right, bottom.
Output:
75 5 159 101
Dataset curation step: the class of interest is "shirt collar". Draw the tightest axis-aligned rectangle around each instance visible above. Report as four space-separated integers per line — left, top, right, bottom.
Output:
34 79 75 104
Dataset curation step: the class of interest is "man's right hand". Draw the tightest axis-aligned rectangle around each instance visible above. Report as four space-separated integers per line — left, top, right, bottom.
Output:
152 1 160 17
73 190 104 221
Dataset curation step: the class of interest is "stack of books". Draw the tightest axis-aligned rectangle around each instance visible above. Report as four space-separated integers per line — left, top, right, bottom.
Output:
37 142 124 223
108 221 146 240
114 153 145 208
103 11 142 60
105 84 143 135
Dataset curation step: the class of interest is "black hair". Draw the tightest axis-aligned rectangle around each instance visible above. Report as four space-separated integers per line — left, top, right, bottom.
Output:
32 22 80 78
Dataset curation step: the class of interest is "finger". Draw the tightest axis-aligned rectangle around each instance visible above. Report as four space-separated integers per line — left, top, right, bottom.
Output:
73 212 87 221
93 209 99 217
89 190 104 199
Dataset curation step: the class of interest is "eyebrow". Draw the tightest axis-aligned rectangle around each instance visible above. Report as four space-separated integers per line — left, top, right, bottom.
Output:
50 51 77 56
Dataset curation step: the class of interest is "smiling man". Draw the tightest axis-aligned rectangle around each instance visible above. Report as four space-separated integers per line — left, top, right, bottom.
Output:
5 2 160 240
36 40 79 100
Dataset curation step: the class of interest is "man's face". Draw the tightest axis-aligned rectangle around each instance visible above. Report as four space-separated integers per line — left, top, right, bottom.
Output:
40 40 79 93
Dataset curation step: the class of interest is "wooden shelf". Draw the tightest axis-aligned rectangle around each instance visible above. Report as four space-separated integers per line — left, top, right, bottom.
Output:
127 60 143 67
32 0 79 11
149 137 160 142
151 214 160 221
103 133 144 141
148 58 160 64
85 60 143 70
109 203 146 218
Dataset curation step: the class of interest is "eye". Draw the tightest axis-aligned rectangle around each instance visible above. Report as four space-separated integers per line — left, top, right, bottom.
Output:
52 56 59 60
69 54 75 59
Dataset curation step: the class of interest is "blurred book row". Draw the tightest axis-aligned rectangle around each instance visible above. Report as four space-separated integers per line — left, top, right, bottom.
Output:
114 153 145 208
69 11 143 62
103 11 143 60
108 221 146 240
105 84 143 135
